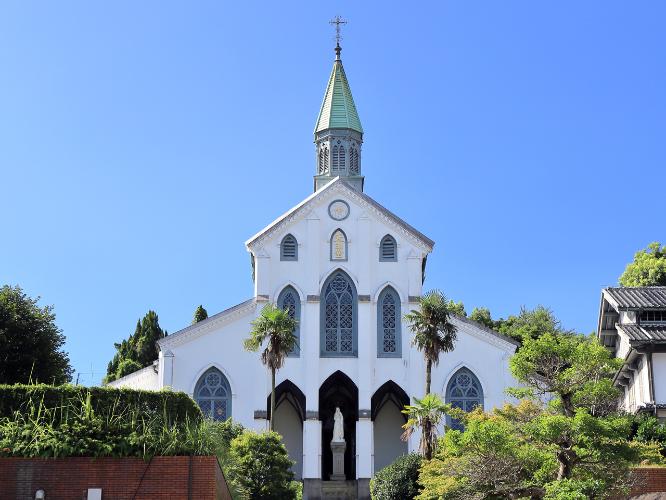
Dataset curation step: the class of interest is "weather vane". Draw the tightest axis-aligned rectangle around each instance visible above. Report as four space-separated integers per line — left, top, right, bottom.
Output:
329 16 347 58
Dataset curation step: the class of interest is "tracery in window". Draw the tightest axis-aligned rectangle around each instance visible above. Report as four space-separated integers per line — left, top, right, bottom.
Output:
195 367 231 421
445 368 483 431
278 286 300 356
378 287 401 357
321 271 357 356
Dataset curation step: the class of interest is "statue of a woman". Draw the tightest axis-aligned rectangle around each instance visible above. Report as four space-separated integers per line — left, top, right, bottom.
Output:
332 407 345 442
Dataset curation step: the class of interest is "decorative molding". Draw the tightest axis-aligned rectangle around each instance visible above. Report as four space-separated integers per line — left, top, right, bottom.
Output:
255 247 270 258
452 317 517 353
358 295 371 303
307 295 320 302
306 410 319 420
256 294 269 302
158 299 257 350
254 410 268 419
245 179 433 254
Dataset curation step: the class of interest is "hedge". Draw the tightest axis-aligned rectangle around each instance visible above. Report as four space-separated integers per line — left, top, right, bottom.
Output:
0 384 202 423
370 453 422 500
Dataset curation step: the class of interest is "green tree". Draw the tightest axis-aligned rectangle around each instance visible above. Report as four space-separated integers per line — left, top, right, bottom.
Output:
0 285 72 385
104 310 166 384
496 305 562 343
619 242 666 286
228 431 296 500
401 393 449 460
469 307 494 329
244 303 297 431
193 305 208 324
370 453 422 500
446 299 466 317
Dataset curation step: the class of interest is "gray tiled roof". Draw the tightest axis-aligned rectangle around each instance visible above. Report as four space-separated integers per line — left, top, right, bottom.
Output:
452 314 521 347
604 287 666 309
617 324 666 343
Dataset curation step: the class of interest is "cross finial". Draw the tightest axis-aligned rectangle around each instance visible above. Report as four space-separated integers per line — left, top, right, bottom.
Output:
329 16 347 60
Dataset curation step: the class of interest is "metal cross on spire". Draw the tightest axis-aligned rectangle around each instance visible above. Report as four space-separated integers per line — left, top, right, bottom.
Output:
329 16 347 59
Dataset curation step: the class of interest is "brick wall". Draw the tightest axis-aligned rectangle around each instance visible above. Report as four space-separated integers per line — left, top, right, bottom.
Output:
0 456 232 500
630 467 666 497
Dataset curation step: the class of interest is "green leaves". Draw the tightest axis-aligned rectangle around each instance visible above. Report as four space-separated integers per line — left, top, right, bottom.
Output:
245 303 298 372
619 241 666 286
0 285 72 384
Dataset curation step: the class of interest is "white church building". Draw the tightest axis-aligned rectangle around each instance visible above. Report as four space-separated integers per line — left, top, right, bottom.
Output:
110 40 520 499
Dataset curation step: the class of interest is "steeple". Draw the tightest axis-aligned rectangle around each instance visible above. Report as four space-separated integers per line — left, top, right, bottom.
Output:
313 19 364 192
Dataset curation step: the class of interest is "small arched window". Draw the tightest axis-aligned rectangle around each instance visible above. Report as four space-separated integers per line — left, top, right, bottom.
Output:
281 234 298 261
278 286 300 357
324 148 329 171
318 149 324 174
377 287 401 357
445 368 483 431
380 235 397 261
321 270 357 357
332 145 339 173
338 145 346 172
195 367 232 421
330 229 347 261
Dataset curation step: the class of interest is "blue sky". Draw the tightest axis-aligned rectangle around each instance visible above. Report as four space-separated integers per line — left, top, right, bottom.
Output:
1 1 664 385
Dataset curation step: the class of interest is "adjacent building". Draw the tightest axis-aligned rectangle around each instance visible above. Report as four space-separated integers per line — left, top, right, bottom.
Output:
598 286 666 417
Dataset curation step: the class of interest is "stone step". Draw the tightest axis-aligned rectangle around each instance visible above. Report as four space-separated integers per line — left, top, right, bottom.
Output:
320 480 358 500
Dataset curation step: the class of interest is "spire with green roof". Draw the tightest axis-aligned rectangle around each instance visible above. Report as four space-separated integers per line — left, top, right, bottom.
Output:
313 27 364 193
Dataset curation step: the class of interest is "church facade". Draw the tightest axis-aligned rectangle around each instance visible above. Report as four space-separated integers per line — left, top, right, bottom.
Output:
110 42 519 499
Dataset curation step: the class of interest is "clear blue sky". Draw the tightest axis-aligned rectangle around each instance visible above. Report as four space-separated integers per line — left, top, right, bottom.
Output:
1 2 664 385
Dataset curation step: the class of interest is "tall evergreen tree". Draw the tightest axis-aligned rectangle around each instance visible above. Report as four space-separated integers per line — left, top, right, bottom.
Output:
0 285 73 385
193 305 208 324
104 310 166 383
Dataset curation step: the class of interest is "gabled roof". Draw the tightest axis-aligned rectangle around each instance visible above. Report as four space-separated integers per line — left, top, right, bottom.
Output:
603 287 666 310
245 177 434 252
158 298 256 349
452 314 521 348
314 58 362 134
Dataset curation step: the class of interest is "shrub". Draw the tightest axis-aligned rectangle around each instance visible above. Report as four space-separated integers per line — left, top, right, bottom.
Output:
228 431 296 500
634 414 666 456
0 384 201 423
115 359 143 379
370 453 422 500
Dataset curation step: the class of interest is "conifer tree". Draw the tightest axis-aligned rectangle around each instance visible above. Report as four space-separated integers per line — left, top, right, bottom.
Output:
193 305 208 324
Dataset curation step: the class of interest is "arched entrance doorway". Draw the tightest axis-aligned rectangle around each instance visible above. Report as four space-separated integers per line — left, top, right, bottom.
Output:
268 380 305 479
319 370 358 480
371 380 409 472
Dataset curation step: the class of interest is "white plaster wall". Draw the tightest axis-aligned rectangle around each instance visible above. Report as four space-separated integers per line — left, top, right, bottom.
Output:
653 353 666 404
108 364 159 390
373 401 407 473
274 400 304 479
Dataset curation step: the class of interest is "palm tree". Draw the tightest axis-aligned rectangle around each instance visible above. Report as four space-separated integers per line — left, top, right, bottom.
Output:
244 303 298 431
404 290 458 395
401 393 449 460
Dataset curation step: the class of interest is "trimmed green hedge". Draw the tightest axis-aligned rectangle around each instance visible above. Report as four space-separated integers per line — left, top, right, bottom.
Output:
0 384 202 423
370 453 422 500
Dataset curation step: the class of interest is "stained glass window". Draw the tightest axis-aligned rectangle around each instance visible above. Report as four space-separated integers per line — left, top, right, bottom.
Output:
322 271 356 356
445 368 483 431
195 367 231 421
278 286 300 356
378 287 400 357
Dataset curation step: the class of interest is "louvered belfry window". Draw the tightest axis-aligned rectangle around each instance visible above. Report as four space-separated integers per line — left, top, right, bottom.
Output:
380 235 397 261
349 147 359 174
332 145 346 174
281 234 298 261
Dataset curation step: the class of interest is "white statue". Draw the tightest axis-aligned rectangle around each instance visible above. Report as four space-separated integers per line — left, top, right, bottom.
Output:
332 407 345 442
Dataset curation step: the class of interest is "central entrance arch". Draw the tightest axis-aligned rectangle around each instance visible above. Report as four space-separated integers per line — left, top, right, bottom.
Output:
268 380 305 479
319 370 358 480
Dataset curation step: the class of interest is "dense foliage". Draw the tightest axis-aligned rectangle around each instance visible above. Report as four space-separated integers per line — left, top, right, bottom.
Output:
370 453 422 500
0 285 72 384
193 305 209 324
227 430 298 500
105 310 166 383
0 385 207 459
619 242 666 286
0 384 201 423
417 333 661 499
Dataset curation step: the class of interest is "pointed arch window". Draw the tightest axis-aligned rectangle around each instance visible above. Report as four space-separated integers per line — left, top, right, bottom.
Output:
195 367 232 421
350 148 359 175
380 235 397 261
324 147 329 172
278 286 300 357
332 145 346 174
330 229 347 261
318 149 325 174
281 234 298 261
377 287 401 357
321 270 357 357
445 368 483 431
